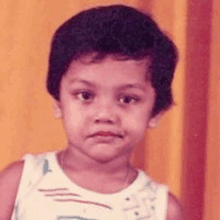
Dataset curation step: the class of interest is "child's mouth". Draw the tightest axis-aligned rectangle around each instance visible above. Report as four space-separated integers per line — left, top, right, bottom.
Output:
90 131 123 138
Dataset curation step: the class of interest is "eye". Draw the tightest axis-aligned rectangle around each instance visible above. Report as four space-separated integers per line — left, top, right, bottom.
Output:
118 95 139 104
75 91 94 101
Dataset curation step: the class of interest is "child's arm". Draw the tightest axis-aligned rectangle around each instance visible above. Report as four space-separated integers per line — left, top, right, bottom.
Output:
0 160 24 220
166 192 184 220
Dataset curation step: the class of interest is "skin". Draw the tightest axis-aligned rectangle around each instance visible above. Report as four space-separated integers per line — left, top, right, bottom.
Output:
55 56 157 164
54 55 158 194
0 55 183 219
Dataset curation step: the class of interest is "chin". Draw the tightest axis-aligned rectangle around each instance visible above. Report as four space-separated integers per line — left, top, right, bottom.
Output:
88 145 130 163
89 152 119 163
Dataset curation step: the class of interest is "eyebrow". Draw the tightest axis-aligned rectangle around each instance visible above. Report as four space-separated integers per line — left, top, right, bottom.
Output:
68 78 147 91
117 83 147 92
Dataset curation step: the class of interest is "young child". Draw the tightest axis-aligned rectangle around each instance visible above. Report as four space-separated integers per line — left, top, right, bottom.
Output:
0 4 183 220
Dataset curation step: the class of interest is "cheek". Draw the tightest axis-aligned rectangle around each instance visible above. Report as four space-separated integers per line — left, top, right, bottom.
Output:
62 103 85 131
124 110 149 137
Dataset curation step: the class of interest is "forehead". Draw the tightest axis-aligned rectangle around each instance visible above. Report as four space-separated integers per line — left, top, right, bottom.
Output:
63 55 151 86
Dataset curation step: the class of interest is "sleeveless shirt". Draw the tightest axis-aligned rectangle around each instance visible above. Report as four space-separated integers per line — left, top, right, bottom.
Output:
11 152 168 220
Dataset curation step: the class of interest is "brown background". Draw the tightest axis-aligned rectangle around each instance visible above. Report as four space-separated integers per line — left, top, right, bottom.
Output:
0 0 219 219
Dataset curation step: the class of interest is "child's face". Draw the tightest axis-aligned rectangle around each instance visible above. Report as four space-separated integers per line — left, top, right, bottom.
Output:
54 55 161 162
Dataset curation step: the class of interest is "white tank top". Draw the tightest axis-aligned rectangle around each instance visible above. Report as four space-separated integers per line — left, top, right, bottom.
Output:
12 152 168 220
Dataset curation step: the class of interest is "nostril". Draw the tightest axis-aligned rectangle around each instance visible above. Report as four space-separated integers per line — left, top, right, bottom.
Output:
95 118 114 124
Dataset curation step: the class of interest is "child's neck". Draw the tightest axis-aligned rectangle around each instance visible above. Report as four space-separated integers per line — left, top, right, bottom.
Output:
57 147 138 194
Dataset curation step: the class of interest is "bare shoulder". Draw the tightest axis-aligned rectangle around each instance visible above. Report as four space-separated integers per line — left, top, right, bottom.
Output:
166 192 184 220
0 160 24 220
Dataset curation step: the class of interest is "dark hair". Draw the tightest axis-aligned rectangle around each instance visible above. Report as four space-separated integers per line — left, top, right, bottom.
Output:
47 4 178 117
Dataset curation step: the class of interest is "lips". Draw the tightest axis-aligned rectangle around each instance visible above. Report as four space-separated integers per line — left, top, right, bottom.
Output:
90 131 123 138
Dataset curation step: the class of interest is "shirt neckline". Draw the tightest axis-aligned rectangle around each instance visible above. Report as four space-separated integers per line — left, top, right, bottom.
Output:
48 151 148 199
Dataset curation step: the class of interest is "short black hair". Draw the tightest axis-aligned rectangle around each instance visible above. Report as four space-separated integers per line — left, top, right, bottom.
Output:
47 4 178 117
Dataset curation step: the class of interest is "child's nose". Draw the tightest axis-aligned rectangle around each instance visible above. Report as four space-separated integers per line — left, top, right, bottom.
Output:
93 100 119 124
94 109 118 124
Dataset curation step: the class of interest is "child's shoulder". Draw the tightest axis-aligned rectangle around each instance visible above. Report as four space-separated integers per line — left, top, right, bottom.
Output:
139 171 183 220
0 159 25 193
0 159 24 182
0 160 24 219
166 192 184 220
0 152 53 219
0 151 52 195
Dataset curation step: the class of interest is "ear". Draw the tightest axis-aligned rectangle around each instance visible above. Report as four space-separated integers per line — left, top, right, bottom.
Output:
52 98 62 118
147 111 164 128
